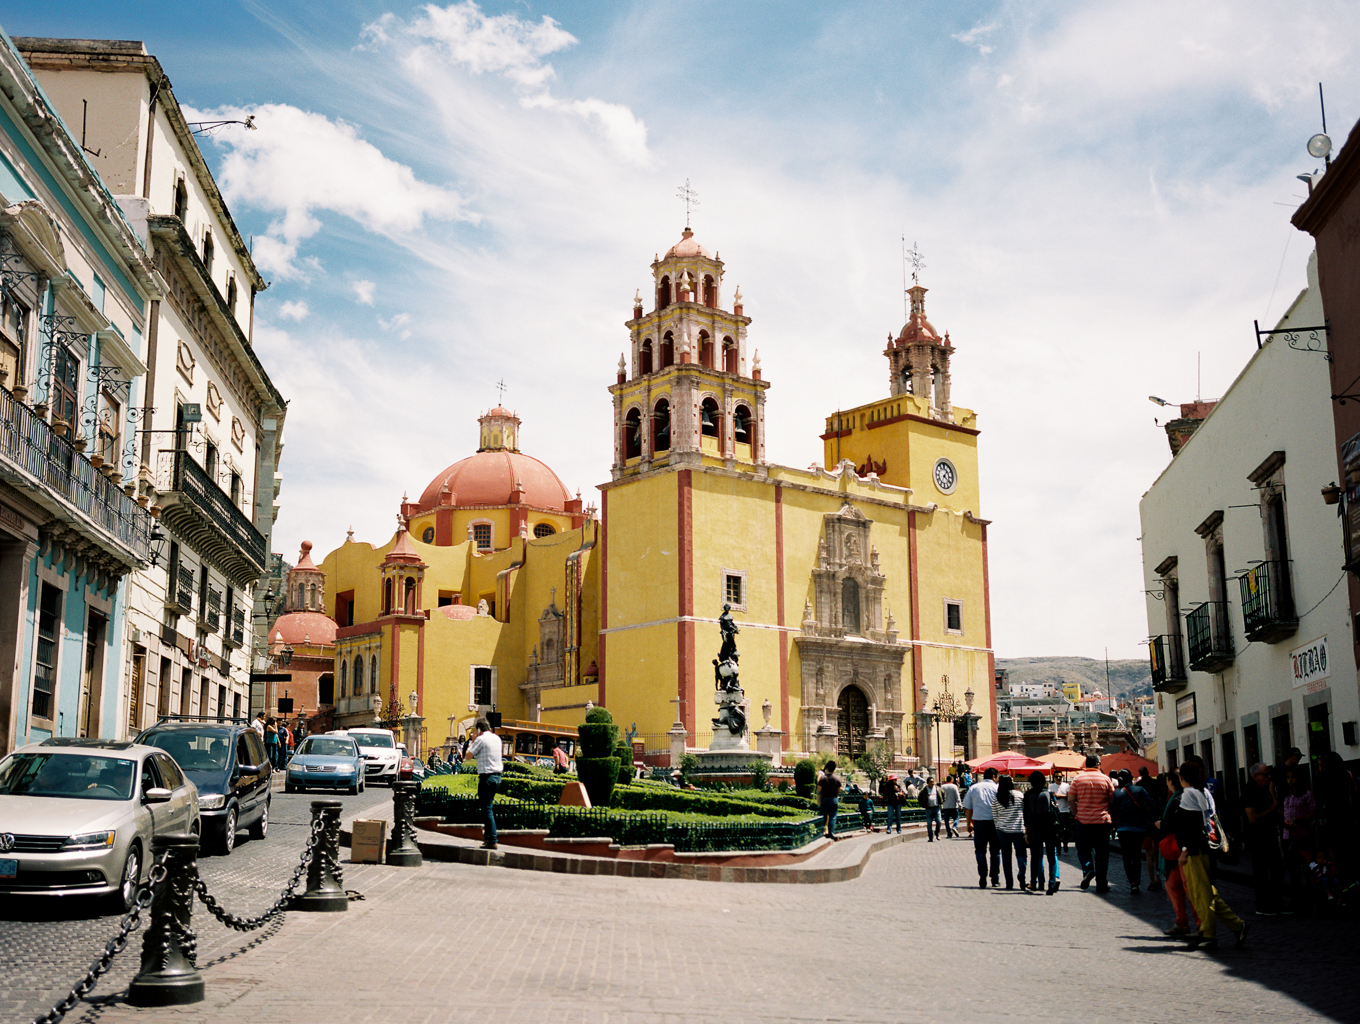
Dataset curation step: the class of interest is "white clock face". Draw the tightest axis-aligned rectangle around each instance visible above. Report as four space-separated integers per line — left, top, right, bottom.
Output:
933 458 958 494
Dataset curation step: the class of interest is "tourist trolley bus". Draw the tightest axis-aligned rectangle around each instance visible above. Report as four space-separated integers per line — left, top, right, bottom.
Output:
451 718 578 770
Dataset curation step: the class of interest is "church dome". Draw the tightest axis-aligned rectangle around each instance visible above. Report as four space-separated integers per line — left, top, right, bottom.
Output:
271 611 337 647
664 227 711 260
416 450 572 511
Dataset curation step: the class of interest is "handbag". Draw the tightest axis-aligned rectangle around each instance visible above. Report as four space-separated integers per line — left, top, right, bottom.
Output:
1158 832 1180 860
1207 811 1230 855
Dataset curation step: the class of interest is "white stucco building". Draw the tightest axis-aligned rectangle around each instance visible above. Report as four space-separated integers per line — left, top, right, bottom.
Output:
1139 251 1358 799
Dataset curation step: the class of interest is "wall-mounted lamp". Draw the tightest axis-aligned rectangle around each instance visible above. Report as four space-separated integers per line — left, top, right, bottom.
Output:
148 524 167 567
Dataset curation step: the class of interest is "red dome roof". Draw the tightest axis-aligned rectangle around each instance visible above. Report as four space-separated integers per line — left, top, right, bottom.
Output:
665 227 711 260
416 450 571 512
271 611 337 647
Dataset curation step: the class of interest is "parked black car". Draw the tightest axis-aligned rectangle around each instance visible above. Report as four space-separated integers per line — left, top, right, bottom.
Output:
136 717 272 855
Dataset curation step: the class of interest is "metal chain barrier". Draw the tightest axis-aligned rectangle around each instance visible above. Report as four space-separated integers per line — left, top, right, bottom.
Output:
32 852 169 1024
193 815 323 931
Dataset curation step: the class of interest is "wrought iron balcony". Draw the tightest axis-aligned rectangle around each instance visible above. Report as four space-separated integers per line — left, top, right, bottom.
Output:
1238 561 1298 644
156 449 265 587
1148 634 1188 693
1186 601 1234 673
0 381 151 570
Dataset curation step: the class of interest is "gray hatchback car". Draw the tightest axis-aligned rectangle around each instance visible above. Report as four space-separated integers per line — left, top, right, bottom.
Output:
0 738 200 911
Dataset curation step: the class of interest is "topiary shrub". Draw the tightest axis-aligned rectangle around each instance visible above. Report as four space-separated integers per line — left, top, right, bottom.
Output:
577 706 620 805
777 780 789 792
613 740 634 785
794 758 817 798
749 759 770 791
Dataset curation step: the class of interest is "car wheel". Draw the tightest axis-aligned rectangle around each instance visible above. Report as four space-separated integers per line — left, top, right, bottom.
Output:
107 843 141 914
285 783 298 794
359 777 365 794
218 805 238 855
249 799 269 840
349 779 359 795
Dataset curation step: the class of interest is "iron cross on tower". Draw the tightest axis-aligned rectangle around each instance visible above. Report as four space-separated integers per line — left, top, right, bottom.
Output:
495 378 506 403
902 237 926 320
677 179 699 229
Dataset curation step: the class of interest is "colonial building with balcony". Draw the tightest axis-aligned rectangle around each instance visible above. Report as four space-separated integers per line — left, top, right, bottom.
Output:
16 38 288 729
0 36 160 753
1139 250 1357 810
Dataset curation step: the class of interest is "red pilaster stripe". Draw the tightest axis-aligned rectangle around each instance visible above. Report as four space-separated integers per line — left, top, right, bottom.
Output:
775 483 788 749
678 470 694 736
416 616 425 713
599 491 608 708
390 622 400 708
908 510 923 714
981 522 997 754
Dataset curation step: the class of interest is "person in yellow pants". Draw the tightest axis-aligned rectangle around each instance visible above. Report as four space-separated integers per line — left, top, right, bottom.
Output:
1174 761 1248 951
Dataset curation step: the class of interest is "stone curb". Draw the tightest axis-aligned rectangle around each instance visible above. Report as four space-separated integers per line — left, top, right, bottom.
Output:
339 799 927 883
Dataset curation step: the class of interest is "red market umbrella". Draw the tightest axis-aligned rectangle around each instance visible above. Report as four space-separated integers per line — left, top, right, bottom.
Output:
1100 751 1159 777
965 751 1053 775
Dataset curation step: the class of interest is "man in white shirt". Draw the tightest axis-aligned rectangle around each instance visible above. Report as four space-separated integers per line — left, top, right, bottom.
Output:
251 711 266 738
962 767 1001 888
940 777 962 838
466 718 504 850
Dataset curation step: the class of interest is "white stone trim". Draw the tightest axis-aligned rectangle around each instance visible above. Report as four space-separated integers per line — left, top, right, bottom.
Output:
943 597 964 636
720 566 748 611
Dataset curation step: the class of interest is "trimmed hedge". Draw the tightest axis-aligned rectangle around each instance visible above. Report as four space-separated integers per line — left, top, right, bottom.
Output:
609 785 808 819
577 757 619 806
793 759 817 798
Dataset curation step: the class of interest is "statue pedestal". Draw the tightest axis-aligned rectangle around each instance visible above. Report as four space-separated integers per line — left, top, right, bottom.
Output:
814 723 837 756
668 720 689 768
692 685 772 772
754 725 784 767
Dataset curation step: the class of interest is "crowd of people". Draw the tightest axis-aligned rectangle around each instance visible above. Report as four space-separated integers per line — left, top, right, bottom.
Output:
251 710 308 769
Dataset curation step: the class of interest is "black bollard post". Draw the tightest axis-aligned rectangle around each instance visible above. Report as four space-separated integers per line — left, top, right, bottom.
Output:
386 779 423 867
293 799 348 912
126 833 204 1007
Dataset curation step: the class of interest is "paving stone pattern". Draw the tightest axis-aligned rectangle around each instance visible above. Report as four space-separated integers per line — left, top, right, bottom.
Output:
2 825 1354 1024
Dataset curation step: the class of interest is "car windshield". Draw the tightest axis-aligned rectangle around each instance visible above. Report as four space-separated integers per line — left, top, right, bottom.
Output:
299 737 356 757
0 753 136 800
141 731 232 772
352 734 394 749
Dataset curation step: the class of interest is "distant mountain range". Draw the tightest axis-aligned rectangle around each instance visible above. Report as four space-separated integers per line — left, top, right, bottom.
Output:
995 656 1152 704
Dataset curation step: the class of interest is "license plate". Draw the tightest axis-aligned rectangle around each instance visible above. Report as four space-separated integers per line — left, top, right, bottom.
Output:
0 859 16 879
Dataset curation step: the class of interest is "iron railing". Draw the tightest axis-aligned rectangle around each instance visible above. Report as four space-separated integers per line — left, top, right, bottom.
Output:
1186 601 1234 672
1149 634 1188 691
1238 561 1297 643
175 564 195 612
0 381 151 563
156 449 266 575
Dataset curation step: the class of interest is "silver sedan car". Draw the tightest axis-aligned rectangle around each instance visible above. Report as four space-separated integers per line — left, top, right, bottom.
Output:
0 738 200 912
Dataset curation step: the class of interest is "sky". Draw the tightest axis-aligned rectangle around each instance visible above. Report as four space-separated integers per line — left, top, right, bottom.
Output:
4 0 1356 661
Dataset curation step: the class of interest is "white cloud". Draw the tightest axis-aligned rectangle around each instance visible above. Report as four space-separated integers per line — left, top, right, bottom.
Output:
953 22 998 55
378 311 412 339
277 299 309 321
352 280 376 305
403 1 576 89
187 102 469 279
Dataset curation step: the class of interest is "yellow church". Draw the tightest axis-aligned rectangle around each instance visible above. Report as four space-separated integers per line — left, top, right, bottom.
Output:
313 227 998 771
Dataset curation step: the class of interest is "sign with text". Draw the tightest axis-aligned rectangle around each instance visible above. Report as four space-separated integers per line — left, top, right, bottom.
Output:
1290 635 1330 689
1175 693 1197 729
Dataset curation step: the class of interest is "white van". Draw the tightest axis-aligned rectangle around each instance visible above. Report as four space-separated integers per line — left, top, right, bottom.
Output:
328 728 401 785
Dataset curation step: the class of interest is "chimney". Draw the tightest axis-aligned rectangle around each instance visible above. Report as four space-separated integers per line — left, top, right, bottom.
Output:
1165 401 1216 457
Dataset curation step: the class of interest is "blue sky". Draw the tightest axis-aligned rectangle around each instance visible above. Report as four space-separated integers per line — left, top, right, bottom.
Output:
4 1 1356 660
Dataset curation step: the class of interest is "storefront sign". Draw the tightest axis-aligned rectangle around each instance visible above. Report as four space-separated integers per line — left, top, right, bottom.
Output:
1290 635 1330 689
1175 693 1197 729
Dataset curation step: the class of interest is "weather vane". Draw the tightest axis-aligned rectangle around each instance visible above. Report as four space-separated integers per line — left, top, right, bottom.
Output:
495 378 506 403
905 239 926 285
677 179 700 229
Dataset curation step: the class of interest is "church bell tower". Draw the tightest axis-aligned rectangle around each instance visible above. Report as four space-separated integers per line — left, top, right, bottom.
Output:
608 228 769 478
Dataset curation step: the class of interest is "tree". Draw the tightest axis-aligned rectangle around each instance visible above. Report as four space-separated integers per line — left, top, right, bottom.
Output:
855 742 893 784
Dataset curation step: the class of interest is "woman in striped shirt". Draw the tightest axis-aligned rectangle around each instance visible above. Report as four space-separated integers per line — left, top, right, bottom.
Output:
993 774 1029 890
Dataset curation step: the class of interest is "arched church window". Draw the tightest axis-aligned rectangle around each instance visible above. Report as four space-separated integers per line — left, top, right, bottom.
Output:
422 526 435 543
297 582 305 609
624 408 642 459
842 577 861 634
657 276 671 310
653 399 671 453
640 340 653 375
310 584 317 609
339 660 348 698
661 332 674 369
703 275 716 307
723 337 737 374
544 638 555 663
371 655 379 693
534 522 556 538
699 331 713 368
354 654 364 695
404 576 416 614
383 578 393 615
700 397 720 438
734 405 751 444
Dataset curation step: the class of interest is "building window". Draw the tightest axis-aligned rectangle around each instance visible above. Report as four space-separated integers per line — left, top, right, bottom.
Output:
699 331 714 368
51 343 80 427
723 337 737 374
202 231 214 274
1244 722 1261 767
703 274 716 307
1271 713 1292 764
422 526 435 543
230 472 242 507
733 405 751 445
472 666 494 706
473 523 492 551
842 578 861 634
661 332 674 368
354 655 364 695
657 276 671 310
624 408 642 459
534 522 556 538
944 599 963 634
721 569 747 611
205 441 218 482
639 340 653 376
173 178 188 221
370 654 379 692
339 659 348 698
32 582 62 720
226 277 238 314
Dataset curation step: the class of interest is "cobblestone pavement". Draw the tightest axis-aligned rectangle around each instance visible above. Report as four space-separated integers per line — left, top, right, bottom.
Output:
1 787 391 1024
4 827 1355 1024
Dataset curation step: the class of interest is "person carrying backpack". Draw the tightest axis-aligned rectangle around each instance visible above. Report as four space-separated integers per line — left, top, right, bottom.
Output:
1022 770 1062 894
1112 768 1158 894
